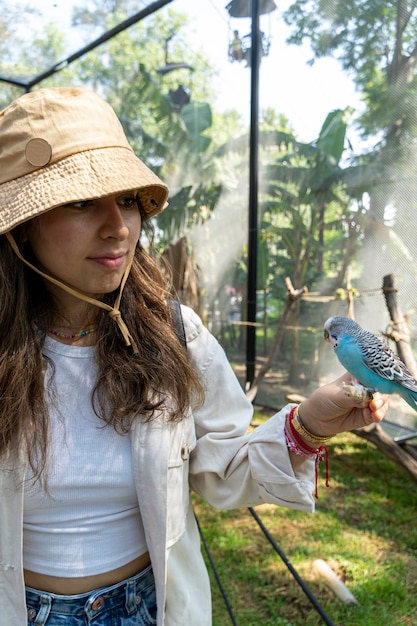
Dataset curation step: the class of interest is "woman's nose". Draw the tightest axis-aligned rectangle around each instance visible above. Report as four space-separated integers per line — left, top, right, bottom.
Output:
99 198 130 240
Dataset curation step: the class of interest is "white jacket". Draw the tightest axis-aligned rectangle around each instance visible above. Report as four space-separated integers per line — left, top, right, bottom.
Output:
0 305 315 625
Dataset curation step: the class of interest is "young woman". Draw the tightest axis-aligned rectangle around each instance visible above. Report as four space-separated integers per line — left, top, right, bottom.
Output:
0 87 388 626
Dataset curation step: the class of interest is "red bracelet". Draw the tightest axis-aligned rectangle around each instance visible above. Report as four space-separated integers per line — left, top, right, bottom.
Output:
285 406 329 498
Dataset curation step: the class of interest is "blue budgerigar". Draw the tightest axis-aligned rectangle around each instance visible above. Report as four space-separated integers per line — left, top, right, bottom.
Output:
323 315 417 412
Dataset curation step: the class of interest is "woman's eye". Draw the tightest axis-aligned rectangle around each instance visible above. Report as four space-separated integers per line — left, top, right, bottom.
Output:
64 200 93 210
118 196 138 209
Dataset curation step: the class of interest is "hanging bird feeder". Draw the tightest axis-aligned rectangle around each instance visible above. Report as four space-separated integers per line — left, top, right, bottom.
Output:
226 0 277 65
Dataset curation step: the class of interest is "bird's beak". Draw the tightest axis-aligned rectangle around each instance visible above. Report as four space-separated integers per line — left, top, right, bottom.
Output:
324 329 330 342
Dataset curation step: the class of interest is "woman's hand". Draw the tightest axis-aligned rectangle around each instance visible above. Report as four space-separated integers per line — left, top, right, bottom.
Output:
298 372 389 439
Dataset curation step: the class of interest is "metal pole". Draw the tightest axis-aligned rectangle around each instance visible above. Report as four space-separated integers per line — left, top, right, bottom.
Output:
248 508 337 626
28 0 174 88
246 0 260 388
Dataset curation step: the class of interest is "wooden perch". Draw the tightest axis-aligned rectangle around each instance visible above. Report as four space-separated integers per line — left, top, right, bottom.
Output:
353 423 417 484
284 276 308 302
382 273 417 379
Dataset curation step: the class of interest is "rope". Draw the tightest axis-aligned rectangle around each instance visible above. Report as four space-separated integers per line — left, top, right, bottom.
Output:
6 232 139 353
301 287 384 302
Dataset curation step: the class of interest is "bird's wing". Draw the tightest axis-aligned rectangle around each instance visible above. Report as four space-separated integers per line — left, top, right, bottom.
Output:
357 330 417 391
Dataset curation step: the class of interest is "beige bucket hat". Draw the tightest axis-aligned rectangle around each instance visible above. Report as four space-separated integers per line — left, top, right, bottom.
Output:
0 86 169 234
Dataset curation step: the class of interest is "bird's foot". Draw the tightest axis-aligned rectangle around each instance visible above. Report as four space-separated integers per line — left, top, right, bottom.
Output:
342 380 374 402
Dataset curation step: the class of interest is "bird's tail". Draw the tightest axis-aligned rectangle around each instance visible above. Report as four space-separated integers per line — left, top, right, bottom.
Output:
402 388 417 413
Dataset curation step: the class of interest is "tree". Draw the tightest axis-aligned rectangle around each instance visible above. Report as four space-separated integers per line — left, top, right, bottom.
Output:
284 1 417 148
260 108 356 381
283 0 417 312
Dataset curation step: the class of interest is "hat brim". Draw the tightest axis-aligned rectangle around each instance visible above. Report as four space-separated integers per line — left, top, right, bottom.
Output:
0 146 169 234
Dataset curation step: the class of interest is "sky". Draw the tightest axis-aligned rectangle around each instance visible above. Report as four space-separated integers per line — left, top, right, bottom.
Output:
174 0 363 145
26 0 363 146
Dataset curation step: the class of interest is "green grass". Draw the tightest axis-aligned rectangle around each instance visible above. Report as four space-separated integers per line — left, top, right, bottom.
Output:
193 429 417 626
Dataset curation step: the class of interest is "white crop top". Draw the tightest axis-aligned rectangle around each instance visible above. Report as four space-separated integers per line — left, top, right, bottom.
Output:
23 336 147 577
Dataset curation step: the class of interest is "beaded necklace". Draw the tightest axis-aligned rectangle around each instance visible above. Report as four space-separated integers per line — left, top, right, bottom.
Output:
48 327 98 340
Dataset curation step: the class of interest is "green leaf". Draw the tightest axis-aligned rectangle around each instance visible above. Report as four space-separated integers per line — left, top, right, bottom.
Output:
317 107 353 164
180 101 212 154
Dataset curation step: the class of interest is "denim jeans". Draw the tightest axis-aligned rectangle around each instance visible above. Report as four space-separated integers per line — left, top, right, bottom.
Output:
26 565 157 625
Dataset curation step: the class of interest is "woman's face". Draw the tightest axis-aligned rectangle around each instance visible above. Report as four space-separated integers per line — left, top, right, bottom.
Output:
26 193 142 301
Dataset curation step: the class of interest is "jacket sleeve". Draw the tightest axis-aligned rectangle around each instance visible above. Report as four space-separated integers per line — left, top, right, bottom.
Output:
181 305 316 512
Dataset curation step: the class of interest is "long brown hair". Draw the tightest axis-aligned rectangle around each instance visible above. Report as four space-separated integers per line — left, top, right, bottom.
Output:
0 223 204 480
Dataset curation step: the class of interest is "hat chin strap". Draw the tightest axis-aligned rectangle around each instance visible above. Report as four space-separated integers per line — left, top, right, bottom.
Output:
6 232 139 354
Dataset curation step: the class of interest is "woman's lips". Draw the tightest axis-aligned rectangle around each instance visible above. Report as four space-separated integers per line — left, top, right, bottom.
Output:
89 254 126 269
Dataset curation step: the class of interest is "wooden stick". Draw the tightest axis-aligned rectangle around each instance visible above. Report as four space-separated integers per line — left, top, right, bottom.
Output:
313 559 358 604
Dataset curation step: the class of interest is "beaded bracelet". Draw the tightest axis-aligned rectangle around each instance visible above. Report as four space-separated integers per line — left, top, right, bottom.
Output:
285 405 330 498
284 424 317 459
292 405 332 447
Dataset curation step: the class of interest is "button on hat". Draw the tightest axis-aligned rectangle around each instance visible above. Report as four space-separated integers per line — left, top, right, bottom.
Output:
25 138 52 167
